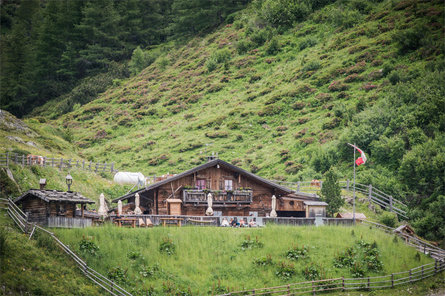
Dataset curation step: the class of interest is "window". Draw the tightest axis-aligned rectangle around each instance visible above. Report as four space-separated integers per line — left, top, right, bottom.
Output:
224 180 233 190
196 179 206 190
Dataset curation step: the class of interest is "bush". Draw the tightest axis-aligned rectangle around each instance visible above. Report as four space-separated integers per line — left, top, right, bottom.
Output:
253 254 273 266
299 37 317 50
236 40 253 54
379 212 398 228
79 238 100 256
0 229 6 259
260 0 311 28
206 49 231 72
265 37 280 55
303 60 321 72
159 237 176 255
285 245 309 261
107 267 127 284
128 46 157 75
302 263 323 280
393 25 427 54
276 261 296 279
240 235 264 250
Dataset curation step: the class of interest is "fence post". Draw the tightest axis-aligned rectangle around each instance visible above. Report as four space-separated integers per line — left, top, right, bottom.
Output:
341 276 345 291
297 181 300 192
421 265 424 278
424 245 426 254
95 162 99 173
76 160 79 168
110 163 114 173
391 273 394 288
89 161 92 171
52 157 54 167
312 281 315 296
6 152 9 167
346 179 349 191
68 159 71 169
102 162 107 172
59 158 63 171
288 284 291 295
389 196 393 212
15 153 18 164
367 277 370 289
22 154 25 167
409 269 412 283
82 160 85 169
252 288 255 295
368 184 372 205
434 260 437 274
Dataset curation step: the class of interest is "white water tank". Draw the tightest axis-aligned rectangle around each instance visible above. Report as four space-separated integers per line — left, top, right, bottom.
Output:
113 172 145 186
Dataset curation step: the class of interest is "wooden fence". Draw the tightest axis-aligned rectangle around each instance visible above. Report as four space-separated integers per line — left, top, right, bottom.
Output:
0 152 117 174
47 216 93 228
274 180 408 219
0 198 133 296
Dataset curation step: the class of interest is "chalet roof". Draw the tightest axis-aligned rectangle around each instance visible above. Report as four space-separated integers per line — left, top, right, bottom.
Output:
112 159 293 202
15 189 95 204
284 192 320 200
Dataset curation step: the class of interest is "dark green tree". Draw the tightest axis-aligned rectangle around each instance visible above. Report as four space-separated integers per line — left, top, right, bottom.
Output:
321 168 343 217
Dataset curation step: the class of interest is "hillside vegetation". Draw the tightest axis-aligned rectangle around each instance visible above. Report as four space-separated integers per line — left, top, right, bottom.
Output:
55 1 443 240
1 0 444 243
0 210 101 295
54 224 434 295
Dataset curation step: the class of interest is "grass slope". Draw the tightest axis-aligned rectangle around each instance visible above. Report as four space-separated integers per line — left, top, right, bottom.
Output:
53 0 443 183
54 224 434 295
0 210 101 295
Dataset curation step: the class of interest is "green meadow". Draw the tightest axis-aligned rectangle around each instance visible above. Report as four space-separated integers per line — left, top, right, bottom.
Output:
54 224 433 295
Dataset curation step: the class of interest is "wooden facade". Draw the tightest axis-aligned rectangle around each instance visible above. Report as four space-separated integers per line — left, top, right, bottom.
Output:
114 159 325 218
15 189 95 226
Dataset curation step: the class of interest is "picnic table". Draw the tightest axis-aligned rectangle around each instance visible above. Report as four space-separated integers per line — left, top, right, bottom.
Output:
114 217 138 228
160 217 184 227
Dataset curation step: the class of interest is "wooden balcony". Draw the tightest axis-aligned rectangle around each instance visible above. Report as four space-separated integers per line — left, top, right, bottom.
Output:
182 190 252 204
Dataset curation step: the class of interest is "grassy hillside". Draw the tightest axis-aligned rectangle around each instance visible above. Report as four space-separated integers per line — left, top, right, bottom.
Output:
54 224 435 295
55 0 443 180
0 210 101 295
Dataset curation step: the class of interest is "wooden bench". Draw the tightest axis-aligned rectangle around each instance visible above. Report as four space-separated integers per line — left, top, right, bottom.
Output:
114 217 138 228
160 217 184 227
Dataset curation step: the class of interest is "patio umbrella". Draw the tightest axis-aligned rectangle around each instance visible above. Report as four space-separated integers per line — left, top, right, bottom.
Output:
134 193 142 215
206 193 214 216
98 193 108 218
118 200 123 216
270 195 277 218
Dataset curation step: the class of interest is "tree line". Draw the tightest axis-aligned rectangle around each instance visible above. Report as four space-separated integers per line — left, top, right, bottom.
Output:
0 0 249 117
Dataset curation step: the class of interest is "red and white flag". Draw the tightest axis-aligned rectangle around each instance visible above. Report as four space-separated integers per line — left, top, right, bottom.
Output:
348 143 367 166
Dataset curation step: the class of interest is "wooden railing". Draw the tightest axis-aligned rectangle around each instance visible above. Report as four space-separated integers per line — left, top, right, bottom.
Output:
0 198 133 296
182 189 252 204
275 180 408 219
0 152 117 174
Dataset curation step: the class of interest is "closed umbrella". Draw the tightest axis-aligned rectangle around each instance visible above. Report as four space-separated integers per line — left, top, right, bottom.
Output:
118 200 122 216
270 195 277 218
98 193 108 218
206 193 214 216
134 193 142 215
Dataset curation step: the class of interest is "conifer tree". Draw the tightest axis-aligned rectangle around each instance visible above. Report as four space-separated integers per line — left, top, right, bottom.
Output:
321 168 343 217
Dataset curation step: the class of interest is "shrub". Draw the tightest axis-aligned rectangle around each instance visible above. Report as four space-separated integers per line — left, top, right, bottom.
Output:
328 80 349 92
139 264 160 278
286 245 309 261
379 212 398 228
0 229 6 259
128 46 157 75
303 60 321 72
302 263 323 281
159 237 176 255
250 29 269 47
393 25 427 54
127 251 142 260
261 0 311 28
107 267 127 284
79 238 99 256
299 37 317 50
240 235 264 250
276 261 296 279
265 37 280 55
388 71 400 85
350 262 365 278
253 255 273 266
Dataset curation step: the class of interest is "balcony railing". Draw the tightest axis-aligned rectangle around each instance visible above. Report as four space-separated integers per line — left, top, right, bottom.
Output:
183 190 252 204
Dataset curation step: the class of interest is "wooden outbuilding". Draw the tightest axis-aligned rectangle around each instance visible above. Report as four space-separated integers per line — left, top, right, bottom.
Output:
336 212 367 220
113 159 325 218
15 189 95 227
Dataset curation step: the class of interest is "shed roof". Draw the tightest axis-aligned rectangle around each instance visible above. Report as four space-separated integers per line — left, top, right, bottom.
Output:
303 201 328 206
15 189 95 204
336 212 367 220
112 159 293 202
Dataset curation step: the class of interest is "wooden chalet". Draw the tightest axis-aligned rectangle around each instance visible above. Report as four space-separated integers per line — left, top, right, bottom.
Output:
112 159 325 218
15 189 95 227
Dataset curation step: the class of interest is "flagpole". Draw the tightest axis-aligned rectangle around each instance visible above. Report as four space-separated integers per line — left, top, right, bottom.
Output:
353 142 356 225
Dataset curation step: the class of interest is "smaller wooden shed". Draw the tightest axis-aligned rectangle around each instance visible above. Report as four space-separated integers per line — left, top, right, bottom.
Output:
15 189 95 227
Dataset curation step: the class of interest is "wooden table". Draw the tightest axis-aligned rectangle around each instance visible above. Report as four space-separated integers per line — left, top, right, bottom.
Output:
114 217 138 228
160 217 184 227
